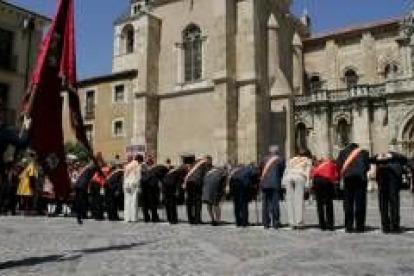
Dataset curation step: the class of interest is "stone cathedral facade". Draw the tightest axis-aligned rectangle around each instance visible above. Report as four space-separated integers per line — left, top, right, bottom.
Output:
66 0 414 164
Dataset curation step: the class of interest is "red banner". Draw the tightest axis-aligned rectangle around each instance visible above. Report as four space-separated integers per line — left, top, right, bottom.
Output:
23 0 92 198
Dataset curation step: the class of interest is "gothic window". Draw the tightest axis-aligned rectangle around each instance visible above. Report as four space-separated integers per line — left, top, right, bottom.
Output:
344 69 359 89
295 123 308 152
401 116 414 157
337 118 350 148
183 24 202 82
121 24 134 54
310 75 322 93
384 63 399 80
0 28 14 70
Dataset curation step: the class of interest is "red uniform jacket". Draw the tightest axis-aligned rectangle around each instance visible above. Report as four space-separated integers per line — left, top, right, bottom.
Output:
312 160 339 184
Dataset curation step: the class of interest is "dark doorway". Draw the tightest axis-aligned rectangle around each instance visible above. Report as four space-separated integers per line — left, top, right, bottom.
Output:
269 111 286 157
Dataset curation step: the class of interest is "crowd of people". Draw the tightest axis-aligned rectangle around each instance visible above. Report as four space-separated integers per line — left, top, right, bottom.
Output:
0 140 412 234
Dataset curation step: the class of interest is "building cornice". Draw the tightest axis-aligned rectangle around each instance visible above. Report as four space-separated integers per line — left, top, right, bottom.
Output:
78 70 138 88
1 1 51 23
304 17 400 46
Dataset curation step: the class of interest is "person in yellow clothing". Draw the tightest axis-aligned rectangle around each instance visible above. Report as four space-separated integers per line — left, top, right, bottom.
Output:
17 159 38 215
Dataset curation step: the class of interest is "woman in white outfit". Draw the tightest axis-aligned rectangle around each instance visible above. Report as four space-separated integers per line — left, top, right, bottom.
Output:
123 154 144 222
282 148 313 229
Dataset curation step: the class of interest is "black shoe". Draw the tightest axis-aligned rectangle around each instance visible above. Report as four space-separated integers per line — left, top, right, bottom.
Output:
211 221 218 226
77 217 83 225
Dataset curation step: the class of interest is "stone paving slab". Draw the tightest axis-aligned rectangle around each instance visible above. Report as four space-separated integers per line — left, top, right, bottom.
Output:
0 192 413 275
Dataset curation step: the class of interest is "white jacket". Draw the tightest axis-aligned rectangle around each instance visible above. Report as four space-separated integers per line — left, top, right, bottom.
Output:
123 160 142 192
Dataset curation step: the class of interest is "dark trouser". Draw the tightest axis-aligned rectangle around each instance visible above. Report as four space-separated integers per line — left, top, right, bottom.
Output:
232 183 250 227
142 185 160 222
313 177 335 230
378 177 400 233
343 176 367 232
164 187 178 224
1 182 17 215
186 183 203 224
262 188 280 228
90 183 104 220
105 188 119 221
75 187 88 223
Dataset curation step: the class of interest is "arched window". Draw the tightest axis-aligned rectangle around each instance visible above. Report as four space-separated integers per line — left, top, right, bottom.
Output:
344 69 358 89
121 24 134 54
384 63 399 80
337 118 350 148
310 75 322 93
295 123 308 152
183 24 202 82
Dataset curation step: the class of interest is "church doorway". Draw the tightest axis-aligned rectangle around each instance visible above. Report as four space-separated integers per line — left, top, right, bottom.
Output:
336 118 351 149
295 123 308 152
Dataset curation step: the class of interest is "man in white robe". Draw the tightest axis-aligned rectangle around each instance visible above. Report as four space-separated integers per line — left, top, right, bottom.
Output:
123 154 144 222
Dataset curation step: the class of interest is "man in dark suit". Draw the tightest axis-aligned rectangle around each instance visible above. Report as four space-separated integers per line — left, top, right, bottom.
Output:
229 164 259 227
260 146 285 229
74 163 97 224
372 151 407 233
183 155 212 225
163 165 187 224
336 143 370 233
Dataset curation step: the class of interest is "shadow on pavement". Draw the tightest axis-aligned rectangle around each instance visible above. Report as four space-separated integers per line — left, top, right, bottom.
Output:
0 241 153 271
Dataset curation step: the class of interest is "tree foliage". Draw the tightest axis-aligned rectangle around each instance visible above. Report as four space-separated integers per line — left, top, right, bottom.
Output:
64 141 90 164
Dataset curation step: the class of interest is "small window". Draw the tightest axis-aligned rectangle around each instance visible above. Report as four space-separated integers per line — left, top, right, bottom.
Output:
344 69 358 89
0 28 14 70
113 119 124 137
84 124 94 144
114 84 125 103
133 4 141 14
384 63 398 80
310 75 322 93
85 90 95 120
0 83 8 110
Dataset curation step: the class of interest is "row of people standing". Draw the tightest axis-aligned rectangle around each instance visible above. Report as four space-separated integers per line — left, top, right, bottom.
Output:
74 143 407 234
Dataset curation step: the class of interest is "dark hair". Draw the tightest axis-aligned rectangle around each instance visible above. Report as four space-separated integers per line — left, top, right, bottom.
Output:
297 148 312 158
135 154 144 163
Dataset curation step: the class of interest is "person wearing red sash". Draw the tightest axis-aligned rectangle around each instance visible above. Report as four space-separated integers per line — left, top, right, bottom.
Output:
182 155 213 225
336 143 370 233
311 158 339 230
260 146 285 229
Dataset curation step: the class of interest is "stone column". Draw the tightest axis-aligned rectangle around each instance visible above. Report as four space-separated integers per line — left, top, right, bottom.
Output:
292 34 303 95
267 14 279 87
211 0 237 164
352 101 372 153
238 83 259 163
236 0 260 163
312 107 331 158
325 40 339 89
362 32 377 83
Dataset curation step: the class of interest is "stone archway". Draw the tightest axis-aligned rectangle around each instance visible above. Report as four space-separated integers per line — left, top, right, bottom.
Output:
399 115 414 157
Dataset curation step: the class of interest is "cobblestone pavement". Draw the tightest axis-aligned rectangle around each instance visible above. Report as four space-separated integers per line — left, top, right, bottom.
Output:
1 192 414 275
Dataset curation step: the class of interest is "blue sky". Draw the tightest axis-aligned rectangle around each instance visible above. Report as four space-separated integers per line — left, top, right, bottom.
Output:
7 0 411 79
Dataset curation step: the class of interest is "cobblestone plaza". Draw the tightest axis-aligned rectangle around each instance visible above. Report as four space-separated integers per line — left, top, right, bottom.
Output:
1 192 414 275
